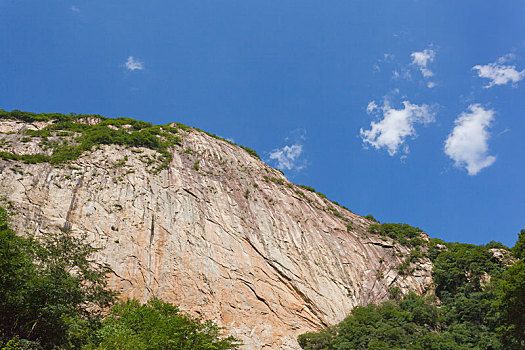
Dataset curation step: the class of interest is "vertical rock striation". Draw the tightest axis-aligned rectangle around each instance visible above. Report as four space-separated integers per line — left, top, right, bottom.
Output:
0 118 432 349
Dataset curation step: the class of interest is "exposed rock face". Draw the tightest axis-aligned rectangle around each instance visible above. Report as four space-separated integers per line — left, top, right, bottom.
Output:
0 118 432 349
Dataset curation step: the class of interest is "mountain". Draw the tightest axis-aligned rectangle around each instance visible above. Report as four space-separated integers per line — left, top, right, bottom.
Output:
0 111 432 349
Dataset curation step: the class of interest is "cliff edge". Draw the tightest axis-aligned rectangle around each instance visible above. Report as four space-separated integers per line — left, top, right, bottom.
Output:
0 113 432 349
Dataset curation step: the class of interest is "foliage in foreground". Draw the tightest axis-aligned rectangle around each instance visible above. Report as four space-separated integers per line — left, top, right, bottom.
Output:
85 299 240 350
0 205 115 349
0 205 239 350
298 230 525 349
299 292 456 350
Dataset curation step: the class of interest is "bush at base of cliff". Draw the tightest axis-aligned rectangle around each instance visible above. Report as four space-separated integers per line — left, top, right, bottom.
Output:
84 299 240 350
0 205 115 349
298 230 525 349
299 293 460 350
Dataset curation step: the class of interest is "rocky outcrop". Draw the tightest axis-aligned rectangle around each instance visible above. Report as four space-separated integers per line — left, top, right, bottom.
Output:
0 118 432 349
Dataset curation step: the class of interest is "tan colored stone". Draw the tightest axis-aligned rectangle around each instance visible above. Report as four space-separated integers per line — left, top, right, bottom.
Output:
0 121 432 349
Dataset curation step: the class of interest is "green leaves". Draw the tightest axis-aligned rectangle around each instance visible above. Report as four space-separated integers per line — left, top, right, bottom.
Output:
496 235 525 348
86 299 240 350
364 214 379 223
368 222 425 248
0 207 115 349
298 293 444 350
431 241 506 299
511 229 525 259
0 110 183 172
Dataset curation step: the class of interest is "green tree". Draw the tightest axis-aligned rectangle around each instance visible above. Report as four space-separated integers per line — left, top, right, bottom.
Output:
511 229 525 259
496 230 525 349
86 299 240 350
0 205 115 349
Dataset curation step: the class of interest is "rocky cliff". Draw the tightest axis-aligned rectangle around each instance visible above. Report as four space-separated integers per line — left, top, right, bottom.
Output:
0 115 432 349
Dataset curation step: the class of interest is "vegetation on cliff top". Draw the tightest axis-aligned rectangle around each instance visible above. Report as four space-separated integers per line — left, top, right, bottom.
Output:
0 109 260 172
298 231 525 349
0 204 240 350
368 222 426 248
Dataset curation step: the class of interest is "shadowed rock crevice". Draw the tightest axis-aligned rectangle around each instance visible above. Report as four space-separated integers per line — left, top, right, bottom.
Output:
63 176 83 231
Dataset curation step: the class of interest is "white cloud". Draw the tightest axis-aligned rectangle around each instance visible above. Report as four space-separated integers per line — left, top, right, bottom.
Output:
444 104 496 175
125 56 144 71
269 145 303 171
360 100 436 156
366 101 378 114
217 135 235 143
391 69 410 80
373 53 396 73
383 53 395 61
472 55 525 88
71 5 80 12
497 128 510 136
408 48 437 88
497 53 516 63
411 49 435 78
269 130 307 171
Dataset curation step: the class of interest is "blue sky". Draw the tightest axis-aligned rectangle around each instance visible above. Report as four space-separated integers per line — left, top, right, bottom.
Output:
1 1 524 246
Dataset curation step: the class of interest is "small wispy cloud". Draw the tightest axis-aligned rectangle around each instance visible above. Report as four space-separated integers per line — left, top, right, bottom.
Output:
374 53 396 73
410 48 437 87
497 128 510 136
268 130 307 172
361 99 436 156
218 135 235 143
385 47 437 87
383 53 395 62
472 54 525 88
125 56 144 71
71 5 80 13
496 53 516 64
444 104 496 175
411 49 435 77
392 68 412 80
269 145 303 170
